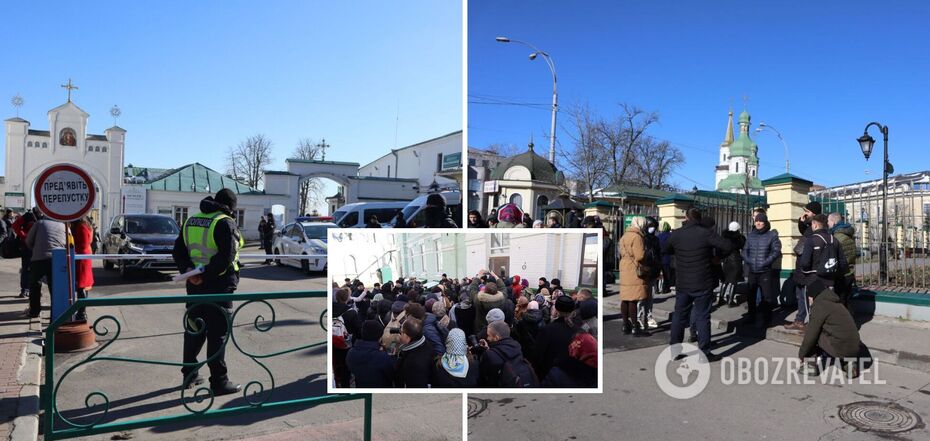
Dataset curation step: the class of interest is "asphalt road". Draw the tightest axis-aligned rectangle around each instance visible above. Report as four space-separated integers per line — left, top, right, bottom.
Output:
1 250 461 441
468 314 930 441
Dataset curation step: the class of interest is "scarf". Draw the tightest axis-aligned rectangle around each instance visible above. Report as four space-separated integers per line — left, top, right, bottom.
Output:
440 329 469 378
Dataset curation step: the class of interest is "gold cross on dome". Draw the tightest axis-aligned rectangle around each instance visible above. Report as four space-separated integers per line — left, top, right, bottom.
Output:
61 79 79 102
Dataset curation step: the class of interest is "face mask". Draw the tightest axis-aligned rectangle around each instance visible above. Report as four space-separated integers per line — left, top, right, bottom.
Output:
647 227 656 234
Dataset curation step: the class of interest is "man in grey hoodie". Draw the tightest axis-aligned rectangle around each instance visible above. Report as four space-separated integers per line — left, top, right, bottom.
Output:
25 210 67 318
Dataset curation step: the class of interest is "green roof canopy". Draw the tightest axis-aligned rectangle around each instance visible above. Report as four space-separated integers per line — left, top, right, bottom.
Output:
143 163 261 194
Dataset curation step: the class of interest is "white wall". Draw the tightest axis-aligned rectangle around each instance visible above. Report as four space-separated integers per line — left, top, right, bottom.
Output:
359 132 462 191
144 190 292 241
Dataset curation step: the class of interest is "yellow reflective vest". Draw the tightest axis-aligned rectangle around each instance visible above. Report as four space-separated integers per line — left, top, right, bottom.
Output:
182 211 243 275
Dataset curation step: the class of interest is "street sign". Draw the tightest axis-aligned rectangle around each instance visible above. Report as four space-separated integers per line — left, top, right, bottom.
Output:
483 180 499 194
33 164 96 222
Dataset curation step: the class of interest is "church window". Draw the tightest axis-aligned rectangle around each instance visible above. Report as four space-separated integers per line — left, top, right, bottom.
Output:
95 146 101 152
27 141 32 147
88 146 94 151
236 209 245 228
42 142 47 148
102 146 108 152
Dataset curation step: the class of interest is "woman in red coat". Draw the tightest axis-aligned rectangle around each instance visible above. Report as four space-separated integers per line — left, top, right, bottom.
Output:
71 217 95 322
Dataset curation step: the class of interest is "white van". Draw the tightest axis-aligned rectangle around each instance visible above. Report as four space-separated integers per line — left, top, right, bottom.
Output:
331 202 407 228
392 191 462 228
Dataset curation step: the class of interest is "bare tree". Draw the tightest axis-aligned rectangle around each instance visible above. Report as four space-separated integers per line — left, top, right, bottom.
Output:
598 104 659 186
483 142 524 158
293 138 325 215
563 105 611 202
633 136 684 189
226 134 274 189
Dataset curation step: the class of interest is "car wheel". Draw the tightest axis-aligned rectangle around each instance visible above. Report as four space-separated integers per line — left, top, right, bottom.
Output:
274 248 282 266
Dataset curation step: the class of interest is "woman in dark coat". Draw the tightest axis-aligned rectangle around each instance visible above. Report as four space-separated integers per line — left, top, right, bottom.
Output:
720 221 747 306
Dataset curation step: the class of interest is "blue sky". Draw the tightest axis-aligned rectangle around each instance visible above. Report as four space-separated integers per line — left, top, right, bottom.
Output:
468 0 930 190
1 1 462 214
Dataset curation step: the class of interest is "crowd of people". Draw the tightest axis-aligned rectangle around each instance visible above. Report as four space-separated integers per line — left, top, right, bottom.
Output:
467 204 596 229
1 207 96 321
332 270 598 389
620 202 863 376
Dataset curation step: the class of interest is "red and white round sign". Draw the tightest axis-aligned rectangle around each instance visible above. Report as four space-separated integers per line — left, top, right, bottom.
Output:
33 164 96 222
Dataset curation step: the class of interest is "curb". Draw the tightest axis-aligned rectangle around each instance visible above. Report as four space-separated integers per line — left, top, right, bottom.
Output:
10 320 42 441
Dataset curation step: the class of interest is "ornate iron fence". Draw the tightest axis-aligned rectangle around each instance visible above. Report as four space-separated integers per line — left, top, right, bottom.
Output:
42 251 371 440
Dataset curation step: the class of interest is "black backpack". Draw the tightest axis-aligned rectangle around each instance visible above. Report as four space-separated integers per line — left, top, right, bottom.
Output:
494 349 539 388
813 233 839 277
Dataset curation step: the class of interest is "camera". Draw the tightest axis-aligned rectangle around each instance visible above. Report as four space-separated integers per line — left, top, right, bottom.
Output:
389 327 401 334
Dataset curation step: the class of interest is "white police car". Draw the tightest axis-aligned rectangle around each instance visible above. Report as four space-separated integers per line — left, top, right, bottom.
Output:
272 217 334 274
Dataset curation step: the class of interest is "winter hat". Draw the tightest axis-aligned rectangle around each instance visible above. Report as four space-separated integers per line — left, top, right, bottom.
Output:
497 203 523 224
521 278 529 288
569 333 598 369
215 188 238 212
728 221 740 232
532 220 544 228
361 320 383 342
391 300 406 315
754 213 768 223
458 292 473 309
534 294 546 306
432 300 447 317
629 216 647 230
372 293 384 302
805 201 822 215
426 193 447 208
555 295 575 313
486 308 505 324
528 300 539 310
806 279 828 299
425 298 437 314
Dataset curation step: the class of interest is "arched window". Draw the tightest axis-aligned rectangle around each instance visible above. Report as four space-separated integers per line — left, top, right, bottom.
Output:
42 142 47 148
88 146 94 151
102 146 108 152
537 195 549 220
95 146 101 152
509 193 523 210
27 141 32 147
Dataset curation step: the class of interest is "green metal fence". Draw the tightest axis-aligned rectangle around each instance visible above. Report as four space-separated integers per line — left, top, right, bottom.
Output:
43 290 372 440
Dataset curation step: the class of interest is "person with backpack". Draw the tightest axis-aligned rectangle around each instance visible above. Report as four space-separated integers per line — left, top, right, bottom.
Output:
477 320 537 388
393 318 435 388
619 216 650 336
541 332 598 388
720 221 747 307
828 212 858 307
332 288 361 388
345 320 394 388
432 328 479 388
531 295 577 380
793 214 848 331
743 213 782 327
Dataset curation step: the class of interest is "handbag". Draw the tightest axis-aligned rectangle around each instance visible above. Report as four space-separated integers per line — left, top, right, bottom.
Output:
1 236 22 259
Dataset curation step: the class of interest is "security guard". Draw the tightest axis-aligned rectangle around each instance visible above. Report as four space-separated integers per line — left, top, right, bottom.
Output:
172 188 244 396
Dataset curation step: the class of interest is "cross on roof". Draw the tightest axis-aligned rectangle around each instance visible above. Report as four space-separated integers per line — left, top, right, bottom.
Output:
61 79 78 102
317 138 330 161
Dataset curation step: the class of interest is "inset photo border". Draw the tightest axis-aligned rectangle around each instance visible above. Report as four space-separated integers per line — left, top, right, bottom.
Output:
326 228 603 394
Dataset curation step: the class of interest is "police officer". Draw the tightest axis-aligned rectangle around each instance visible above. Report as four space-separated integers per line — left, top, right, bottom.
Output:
172 189 243 395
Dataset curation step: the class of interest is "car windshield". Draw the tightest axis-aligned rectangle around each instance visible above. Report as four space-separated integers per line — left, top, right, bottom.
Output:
332 210 346 224
400 204 420 223
125 217 180 235
303 223 335 240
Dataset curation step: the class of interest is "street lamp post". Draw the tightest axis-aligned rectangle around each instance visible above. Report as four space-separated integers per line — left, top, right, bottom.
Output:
496 36 558 164
755 122 790 173
857 122 892 285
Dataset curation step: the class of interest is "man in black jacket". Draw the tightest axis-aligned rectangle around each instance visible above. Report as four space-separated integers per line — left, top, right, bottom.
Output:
394 318 434 388
346 320 394 388
794 214 848 330
742 213 782 326
532 295 576 379
662 208 732 361
172 189 243 395
477 320 526 386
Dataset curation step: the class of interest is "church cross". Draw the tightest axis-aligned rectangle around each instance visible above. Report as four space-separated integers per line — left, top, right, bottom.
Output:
61 79 79 102
317 138 330 161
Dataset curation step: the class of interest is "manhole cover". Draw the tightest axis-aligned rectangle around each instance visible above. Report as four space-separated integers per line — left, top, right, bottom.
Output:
467 398 490 419
838 401 923 434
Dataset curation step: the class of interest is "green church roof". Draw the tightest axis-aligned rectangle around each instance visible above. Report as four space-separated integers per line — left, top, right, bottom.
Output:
143 163 262 194
717 174 763 192
490 144 560 184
